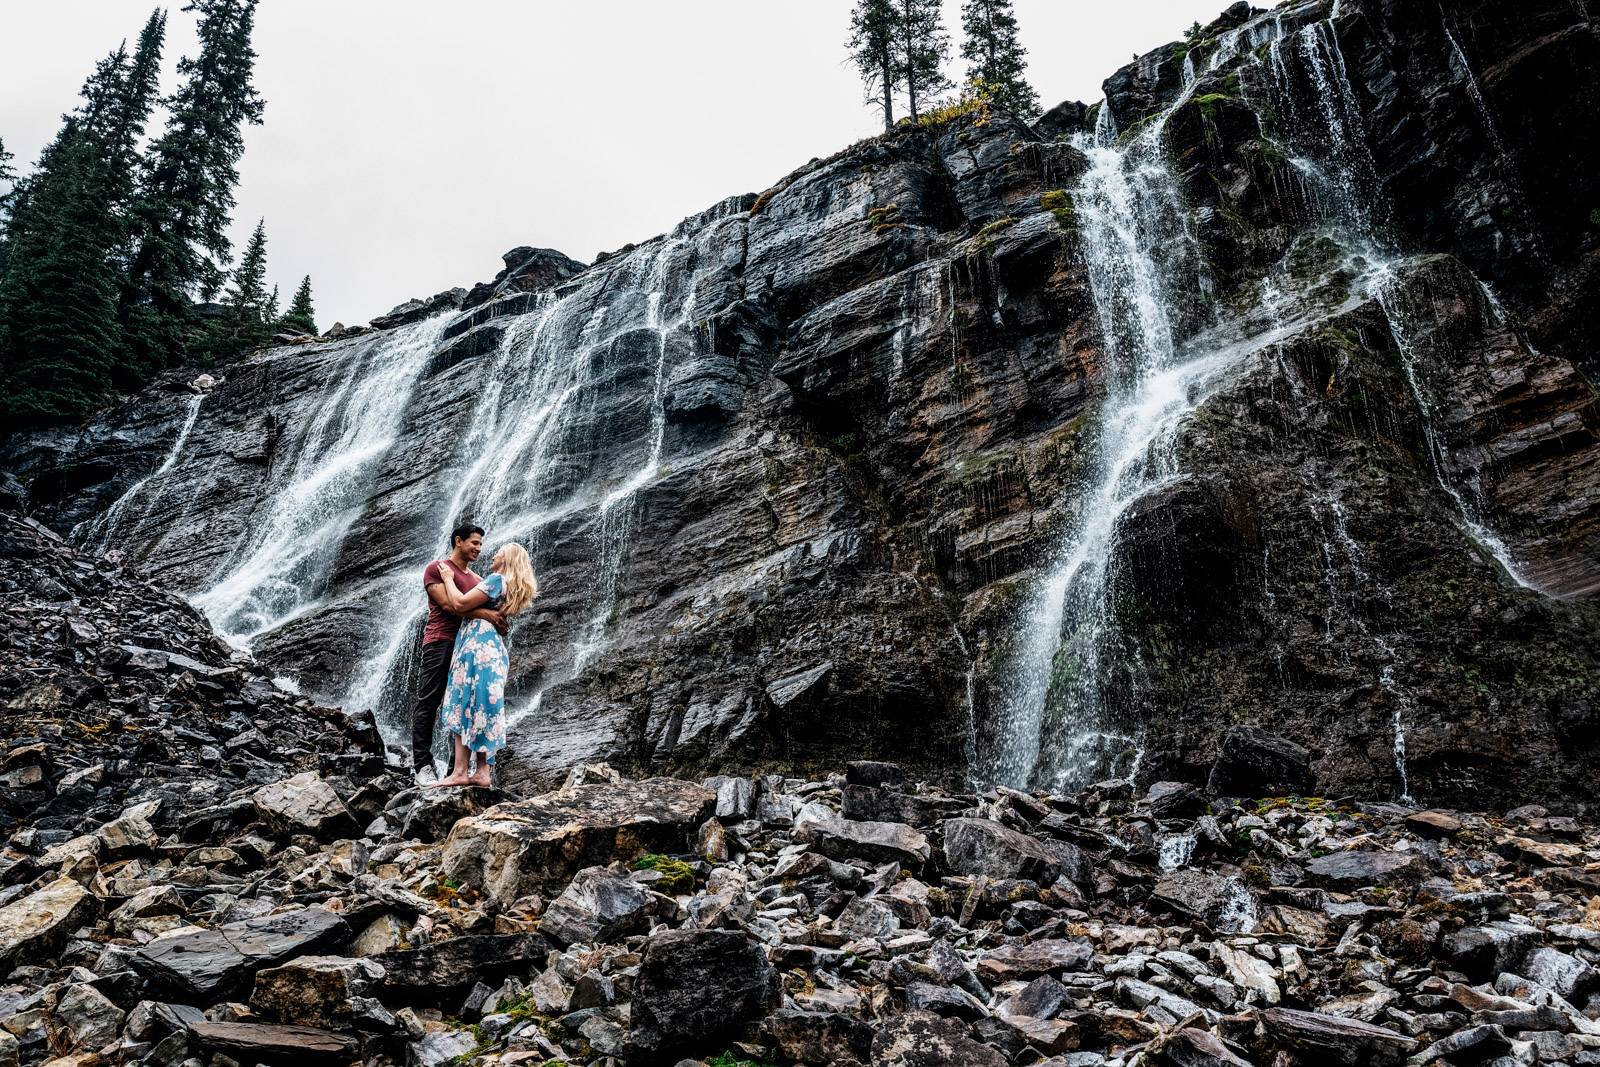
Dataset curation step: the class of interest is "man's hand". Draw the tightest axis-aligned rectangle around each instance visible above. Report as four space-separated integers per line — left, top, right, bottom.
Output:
469 608 507 636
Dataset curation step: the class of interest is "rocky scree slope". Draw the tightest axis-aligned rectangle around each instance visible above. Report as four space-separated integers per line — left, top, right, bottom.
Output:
3 0 1600 803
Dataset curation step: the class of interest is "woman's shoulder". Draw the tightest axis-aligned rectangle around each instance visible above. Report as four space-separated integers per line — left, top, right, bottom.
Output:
486 571 507 593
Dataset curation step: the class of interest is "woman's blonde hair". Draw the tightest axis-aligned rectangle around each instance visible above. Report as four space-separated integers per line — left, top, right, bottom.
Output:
496 543 538 617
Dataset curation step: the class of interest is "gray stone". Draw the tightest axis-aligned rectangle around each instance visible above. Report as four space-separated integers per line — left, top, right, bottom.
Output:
51 982 125 1051
250 954 385 1027
188 1021 359 1064
252 772 358 840
942 817 1064 883
1304 850 1426 890
440 777 715 905
1255 1007 1418 1065
871 1010 1008 1067
132 907 349 998
796 817 930 868
539 866 656 946
0 876 101 971
630 928 778 1057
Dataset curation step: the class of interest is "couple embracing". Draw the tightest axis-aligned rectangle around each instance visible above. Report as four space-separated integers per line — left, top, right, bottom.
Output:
410 522 538 787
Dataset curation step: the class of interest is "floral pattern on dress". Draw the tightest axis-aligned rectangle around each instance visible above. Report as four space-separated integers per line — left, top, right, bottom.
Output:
438 571 510 764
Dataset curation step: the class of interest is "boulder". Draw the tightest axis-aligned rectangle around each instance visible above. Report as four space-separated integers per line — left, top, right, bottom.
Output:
794 817 930 868
440 777 715 905
539 866 657 946
1253 1007 1417 1065
1305 850 1425 890
976 938 1094 981
131 907 348 998
252 772 357 840
1151 869 1247 924
1205 726 1313 797
0 876 102 972
187 1021 358 1064
765 1009 874 1067
871 1009 1008 1067
250 955 386 1028
51 983 125 1052
629 928 778 1058
371 934 548 1004
942 817 1064 883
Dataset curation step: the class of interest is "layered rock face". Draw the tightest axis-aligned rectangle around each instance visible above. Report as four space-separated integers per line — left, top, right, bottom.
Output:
6 0 1599 803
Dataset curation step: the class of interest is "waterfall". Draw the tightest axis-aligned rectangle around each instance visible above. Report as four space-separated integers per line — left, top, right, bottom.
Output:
191 314 451 642
339 223 728 752
1443 26 1507 156
990 64 1246 791
77 393 204 549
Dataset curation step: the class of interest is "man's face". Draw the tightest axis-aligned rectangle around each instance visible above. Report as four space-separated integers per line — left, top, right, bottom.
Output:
457 533 483 562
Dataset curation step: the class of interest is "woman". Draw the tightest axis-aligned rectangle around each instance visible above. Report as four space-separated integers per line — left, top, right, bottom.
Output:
429 542 538 787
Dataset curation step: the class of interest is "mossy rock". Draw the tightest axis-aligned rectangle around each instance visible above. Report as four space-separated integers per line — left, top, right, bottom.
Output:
632 852 695 894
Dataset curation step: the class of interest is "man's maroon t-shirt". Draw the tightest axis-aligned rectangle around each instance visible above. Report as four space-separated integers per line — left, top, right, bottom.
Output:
422 560 483 646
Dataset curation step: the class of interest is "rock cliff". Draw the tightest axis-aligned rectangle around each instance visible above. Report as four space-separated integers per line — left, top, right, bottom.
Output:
6 0 1599 805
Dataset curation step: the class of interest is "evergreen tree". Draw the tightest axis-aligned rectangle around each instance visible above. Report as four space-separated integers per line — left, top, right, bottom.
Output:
893 0 950 121
0 136 16 276
216 217 271 355
848 0 900 132
280 274 316 335
0 14 165 425
264 283 279 323
960 0 1039 116
123 0 265 376
0 123 124 426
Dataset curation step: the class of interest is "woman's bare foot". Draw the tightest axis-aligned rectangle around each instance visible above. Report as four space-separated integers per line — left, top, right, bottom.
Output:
467 768 493 788
430 772 472 788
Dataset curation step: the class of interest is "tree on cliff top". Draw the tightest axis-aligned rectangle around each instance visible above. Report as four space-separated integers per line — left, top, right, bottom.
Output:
894 0 951 122
960 0 1039 117
214 217 271 357
122 0 265 379
279 274 317 336
849 0 901 131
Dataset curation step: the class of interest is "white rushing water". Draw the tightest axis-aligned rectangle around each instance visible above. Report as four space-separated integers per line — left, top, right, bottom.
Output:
78 392 204 549
338 221 730 750
191 314 451 640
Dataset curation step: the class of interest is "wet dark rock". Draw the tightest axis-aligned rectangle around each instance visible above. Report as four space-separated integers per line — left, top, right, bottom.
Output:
1206 726 1314 799
441 777 715 904
371 934 549 1003
942 817 1064 883
629 928 778 1058
796 817 931 869
187 1020 358 1064
871 1010 1008 1067
1253 1007 1418 1065
539 866 657 946
131 908 348 998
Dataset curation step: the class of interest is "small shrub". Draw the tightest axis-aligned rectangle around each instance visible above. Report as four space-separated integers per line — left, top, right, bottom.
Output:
1589 207 1600 228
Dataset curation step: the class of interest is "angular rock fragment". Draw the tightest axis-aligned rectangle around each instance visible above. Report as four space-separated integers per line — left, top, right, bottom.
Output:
942 817 1064 883
796 817 930 868
630 928 778 1057
188 1020 358 1064
539 866 656 946
0 876 101 973
132 907 348 998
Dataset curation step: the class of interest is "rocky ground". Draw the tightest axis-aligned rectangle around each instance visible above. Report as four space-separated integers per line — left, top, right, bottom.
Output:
7 501 1600 1066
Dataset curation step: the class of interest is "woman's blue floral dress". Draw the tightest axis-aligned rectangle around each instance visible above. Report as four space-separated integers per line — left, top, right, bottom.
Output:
439 572 509 764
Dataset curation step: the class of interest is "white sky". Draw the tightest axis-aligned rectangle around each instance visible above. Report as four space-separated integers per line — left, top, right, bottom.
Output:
3 1 1228 328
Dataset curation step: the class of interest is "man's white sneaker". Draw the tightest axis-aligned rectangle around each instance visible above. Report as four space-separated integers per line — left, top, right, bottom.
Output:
413 766 439 787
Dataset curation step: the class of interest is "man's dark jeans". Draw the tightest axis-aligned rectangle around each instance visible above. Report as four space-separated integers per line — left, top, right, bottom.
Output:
411 640 453 770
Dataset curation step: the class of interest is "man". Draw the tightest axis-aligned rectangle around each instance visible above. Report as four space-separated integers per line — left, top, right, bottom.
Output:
412 522 505 780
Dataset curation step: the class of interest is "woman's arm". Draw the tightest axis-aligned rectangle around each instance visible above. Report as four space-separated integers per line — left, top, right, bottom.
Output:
433 561 492 613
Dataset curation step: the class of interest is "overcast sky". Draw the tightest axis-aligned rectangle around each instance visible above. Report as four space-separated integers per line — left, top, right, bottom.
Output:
4 1 1228 327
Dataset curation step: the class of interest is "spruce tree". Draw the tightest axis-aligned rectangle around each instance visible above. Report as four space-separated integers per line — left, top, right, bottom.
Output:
0 14 165 425
264 283 279 323
123 0 265 376
894 0 951 121
960 0 1039 116
280 274 317 336
217 217 270 356
0 123 124 425
848 0 900 132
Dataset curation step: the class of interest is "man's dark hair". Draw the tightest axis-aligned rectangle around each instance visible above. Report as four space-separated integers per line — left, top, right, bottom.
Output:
450 522 485 549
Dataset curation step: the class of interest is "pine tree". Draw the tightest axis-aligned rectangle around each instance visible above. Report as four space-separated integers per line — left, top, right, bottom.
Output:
216 217 270 356
264 283 279 323
0 136 16 276
123 0 265 376
0 123 124 426
280 274 316 336
848 0 900 132
960 0 1039 116
0 14 165 425
894 0 951 122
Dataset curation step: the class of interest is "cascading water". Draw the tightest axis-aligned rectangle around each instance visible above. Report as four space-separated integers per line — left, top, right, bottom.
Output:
340 223 726 753
77 393 204 550
991 63 1250 791
191 314 451 641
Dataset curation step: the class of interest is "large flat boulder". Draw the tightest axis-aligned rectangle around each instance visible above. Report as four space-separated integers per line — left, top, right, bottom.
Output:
371 934 549 1004
0 875 101 973
188 1021 357 1064
1253 1007 1417 1065
1305 850 1426 890
440 777 715 905
794 817 931 868
540 866 657 946
252 772 358 840
942 818 1063 883
131 907 348 998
